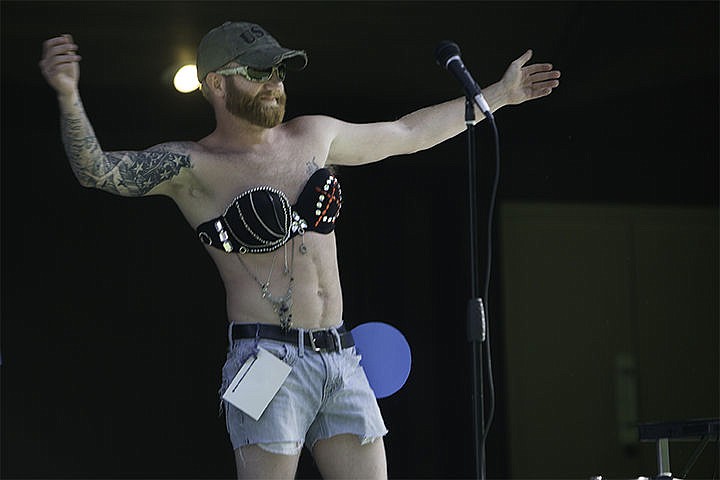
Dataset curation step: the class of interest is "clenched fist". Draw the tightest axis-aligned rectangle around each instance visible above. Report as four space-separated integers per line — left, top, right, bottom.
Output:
39 34 82 97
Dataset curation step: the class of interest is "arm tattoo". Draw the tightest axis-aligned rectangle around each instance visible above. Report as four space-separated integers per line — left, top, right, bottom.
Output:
60 97 191 196
98 148 191 196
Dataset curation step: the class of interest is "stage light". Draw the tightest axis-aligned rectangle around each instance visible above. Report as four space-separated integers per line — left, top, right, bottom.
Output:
173 64 200 93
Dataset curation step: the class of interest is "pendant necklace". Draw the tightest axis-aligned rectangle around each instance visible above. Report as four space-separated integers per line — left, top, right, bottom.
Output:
236 238 295 330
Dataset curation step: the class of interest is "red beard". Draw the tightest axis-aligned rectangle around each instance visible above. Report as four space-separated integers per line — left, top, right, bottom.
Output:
224 79 287 128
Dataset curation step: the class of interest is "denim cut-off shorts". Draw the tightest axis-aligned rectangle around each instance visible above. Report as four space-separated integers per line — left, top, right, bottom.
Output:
219 323 389 455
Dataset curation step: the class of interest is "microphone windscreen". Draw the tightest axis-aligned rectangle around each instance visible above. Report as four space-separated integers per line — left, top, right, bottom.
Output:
435 41 461 67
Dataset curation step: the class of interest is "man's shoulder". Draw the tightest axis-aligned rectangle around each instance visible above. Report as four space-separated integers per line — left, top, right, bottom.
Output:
278 116 347 158
148 140 202 155
142 140 213 166
285 114 340 129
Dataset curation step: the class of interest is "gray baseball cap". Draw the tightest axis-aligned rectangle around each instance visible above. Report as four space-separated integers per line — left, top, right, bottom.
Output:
196 21 308 82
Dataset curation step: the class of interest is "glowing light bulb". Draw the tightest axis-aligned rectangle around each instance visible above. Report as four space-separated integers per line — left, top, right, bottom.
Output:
173 64 200 93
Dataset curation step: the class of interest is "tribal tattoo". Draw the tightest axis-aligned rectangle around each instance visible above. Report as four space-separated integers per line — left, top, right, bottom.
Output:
100 148 191 196
60 99 191 196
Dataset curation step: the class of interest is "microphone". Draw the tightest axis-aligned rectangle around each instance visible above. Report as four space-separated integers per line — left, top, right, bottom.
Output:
435 41 493 120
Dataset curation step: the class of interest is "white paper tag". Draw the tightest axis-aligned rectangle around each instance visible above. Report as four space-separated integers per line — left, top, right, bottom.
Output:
222 347 292 421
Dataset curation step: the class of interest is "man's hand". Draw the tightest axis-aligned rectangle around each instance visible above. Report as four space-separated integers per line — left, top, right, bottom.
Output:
39 34 81 98
500 50 561 106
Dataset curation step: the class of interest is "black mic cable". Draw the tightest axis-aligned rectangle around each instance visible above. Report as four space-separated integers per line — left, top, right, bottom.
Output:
480 115 499 480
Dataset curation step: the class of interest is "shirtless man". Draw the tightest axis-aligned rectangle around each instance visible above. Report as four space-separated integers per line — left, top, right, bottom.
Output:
39 21 560 479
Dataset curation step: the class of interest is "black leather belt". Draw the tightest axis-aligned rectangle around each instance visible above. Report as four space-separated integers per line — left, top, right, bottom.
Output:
231 323 354 353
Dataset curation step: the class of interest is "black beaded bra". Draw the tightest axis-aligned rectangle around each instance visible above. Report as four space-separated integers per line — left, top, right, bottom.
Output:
196 168 342 254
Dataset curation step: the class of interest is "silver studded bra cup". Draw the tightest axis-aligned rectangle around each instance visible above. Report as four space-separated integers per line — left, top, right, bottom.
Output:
196 168 342 254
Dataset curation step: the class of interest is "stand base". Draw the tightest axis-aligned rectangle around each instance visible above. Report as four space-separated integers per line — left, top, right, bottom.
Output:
638 418 719 479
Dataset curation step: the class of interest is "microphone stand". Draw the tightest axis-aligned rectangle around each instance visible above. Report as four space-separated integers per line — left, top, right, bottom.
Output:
465 97 488 480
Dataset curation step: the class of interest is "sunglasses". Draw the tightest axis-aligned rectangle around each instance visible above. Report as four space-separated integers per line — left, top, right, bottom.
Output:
214 64 287 82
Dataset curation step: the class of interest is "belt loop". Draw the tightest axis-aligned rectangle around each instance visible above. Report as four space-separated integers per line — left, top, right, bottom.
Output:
252 324 261 352
331 327 342 352
298 328 305 357
227 321 235 348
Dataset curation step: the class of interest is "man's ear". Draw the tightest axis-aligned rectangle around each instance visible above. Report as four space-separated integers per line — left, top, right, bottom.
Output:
206 72 225 96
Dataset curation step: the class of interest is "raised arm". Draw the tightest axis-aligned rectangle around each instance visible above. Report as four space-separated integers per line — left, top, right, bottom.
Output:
327 49 560 166
39 35 191 197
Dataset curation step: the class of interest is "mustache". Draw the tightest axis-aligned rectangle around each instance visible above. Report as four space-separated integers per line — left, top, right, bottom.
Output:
257 90 287 103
